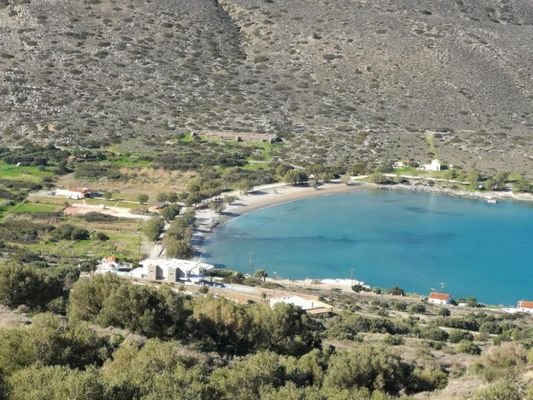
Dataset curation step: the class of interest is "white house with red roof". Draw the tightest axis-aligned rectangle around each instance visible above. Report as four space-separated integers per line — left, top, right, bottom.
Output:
96 256 133 276
517 300 533 314
428 292 453 305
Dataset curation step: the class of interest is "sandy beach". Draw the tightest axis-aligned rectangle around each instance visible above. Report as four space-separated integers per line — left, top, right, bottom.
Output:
194 181 368 234
196 179 533 233
193 181 363 260
226 181 365 216
223 180 533 222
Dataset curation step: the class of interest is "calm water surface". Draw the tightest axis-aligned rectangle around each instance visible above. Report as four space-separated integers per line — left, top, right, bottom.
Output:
202 190 533 305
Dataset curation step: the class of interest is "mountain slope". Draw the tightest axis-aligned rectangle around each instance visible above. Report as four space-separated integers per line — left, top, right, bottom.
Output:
0 0 531 173
0 0 289 143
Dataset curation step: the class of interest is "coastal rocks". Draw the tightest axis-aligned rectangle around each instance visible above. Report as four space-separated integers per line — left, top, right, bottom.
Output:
376 183 514 202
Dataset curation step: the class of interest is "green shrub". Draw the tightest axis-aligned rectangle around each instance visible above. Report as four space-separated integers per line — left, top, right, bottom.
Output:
382 334 404 346
0 220 52 243
323 345 411 395
388 286 405 296
51 224 89 241
458 340 481 355
93 231 109 241
472 342 528 382
160 204 181 222
438 307 451 317
8 365 104 400
351 284 369 293
409 368 448 392
480 321 502 335
143 217 165 242
0 262 76 309
82 212 117 222
75 164 120 180
421 327 448 342
472 380 521 400
70 275 321 356
440 316 479 331
394 302 407 311
369 172 391 184
410 304 426 314
198 286 209 295
283 170 308 185
449 329 474 343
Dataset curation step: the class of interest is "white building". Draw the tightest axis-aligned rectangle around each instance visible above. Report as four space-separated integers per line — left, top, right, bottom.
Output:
54 187 91 199
516 300 533 314
427 292 453 305
420 159 441 171
96 256 133 277
138 258 214 282
393 159 412 169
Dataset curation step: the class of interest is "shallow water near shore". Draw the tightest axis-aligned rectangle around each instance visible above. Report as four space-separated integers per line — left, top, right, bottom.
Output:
202 190 533 305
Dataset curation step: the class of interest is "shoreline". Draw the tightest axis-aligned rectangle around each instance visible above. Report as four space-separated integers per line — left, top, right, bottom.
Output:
223 180 533 222
226 181 365 217
192 180 532 306
194 180 533 239
194 179 533 260
193 181 366 261
377 182 533 203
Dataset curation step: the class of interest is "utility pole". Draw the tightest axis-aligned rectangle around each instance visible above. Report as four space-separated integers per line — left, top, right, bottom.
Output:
248 251 253 276
137 231 142 262
350 268 355 287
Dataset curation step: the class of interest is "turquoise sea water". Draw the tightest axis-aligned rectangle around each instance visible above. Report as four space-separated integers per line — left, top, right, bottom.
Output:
202 190 533 305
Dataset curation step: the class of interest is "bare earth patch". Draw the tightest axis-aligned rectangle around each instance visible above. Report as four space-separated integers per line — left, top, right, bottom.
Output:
64 204 151 220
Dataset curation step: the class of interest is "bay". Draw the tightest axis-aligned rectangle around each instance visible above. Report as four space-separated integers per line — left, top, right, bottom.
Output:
202 190 533 305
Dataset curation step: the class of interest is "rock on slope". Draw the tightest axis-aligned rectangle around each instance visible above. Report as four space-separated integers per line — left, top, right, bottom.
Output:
0 0 532 173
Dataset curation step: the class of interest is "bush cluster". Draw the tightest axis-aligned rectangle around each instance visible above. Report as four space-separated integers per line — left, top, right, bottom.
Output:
0 262 78 310
69 274 321 356
51 224 90 241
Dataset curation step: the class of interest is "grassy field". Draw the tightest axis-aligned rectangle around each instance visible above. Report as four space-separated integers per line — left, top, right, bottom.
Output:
57 170 190 202
106 155 152 169
178 133 195 144
27 196 70 205
242 161 270 171
76 197 141 209
0 161 56 219
0 161 54 183
197 134 282 159
426 133 438 157
27 224 143 261
28 236 140 260
10 202 61 214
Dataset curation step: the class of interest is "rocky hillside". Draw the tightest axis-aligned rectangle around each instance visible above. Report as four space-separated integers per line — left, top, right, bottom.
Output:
0 0 532 174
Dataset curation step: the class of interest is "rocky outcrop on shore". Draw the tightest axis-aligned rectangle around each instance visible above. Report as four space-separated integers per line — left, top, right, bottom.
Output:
377 183 532 202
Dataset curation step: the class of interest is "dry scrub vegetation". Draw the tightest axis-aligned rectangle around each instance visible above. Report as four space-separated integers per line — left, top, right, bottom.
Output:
0 0 531 175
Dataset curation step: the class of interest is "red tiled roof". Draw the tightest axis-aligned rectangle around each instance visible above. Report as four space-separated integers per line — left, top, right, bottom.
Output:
518 300 533 309
429 292 451 301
